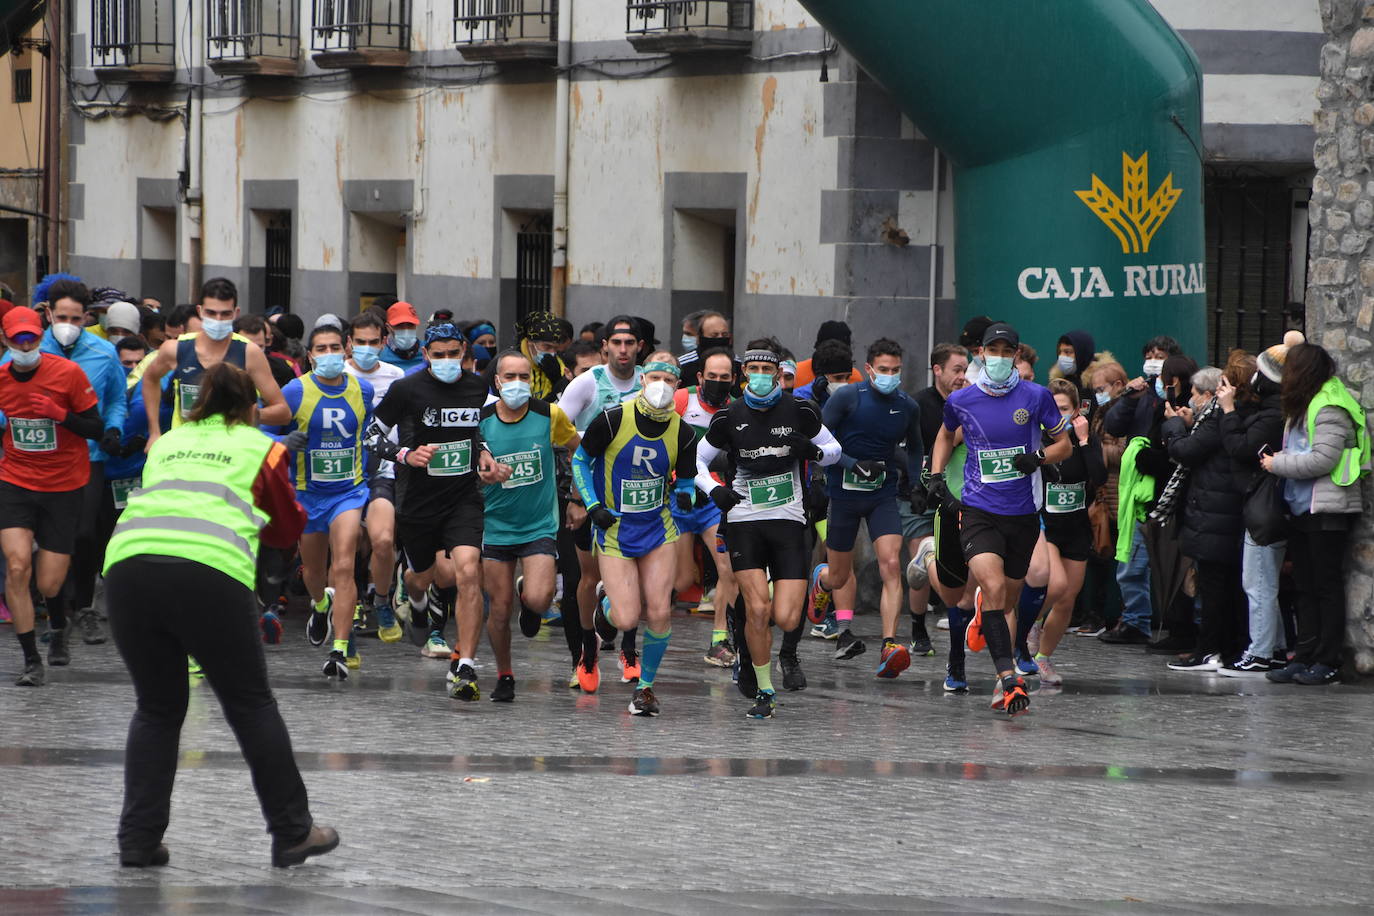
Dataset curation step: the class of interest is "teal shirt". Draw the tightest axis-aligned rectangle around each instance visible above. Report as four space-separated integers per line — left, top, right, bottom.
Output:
479 399 577 547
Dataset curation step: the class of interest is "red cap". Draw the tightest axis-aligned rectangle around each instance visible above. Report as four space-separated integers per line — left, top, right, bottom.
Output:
387 301 421 327
2 307 43 341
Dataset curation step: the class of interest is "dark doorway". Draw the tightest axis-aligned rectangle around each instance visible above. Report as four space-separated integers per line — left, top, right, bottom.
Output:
515 213 552 324
265 211 292 312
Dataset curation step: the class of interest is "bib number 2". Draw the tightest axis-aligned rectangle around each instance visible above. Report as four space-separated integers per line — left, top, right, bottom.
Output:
747 472 796 508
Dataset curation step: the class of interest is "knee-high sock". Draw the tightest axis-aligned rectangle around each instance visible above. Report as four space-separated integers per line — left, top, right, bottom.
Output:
1017 586 1047 656
639 628 671 688
983 610 1014 675
946 606 967 667
622 626 638 654
780 617 804 655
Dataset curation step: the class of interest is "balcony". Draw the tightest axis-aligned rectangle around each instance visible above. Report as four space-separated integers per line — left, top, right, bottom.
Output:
90 0 175 81
311 0 410 68
626 0 752 54
454 0 557 63
207 0 300 76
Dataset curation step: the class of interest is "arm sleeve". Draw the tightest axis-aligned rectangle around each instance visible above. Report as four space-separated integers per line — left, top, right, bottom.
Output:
555 371 596 428
904 399 924 482
673 422 698 482
811 423 844 467
100 357 127 432
363 415 402 462
694 438 724 494
61 404 104 440
252 442 307 549
571 412 615 506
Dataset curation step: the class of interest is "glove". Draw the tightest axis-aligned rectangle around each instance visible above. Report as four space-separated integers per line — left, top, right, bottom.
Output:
1012 449 1045 475
710 486 742 513
851 459 887 481
120 435 147 458
100 428 123 455
908 485 928 516
27 393 66 421
786 435 823 463
925 472 951 512
283 429 310 451
675 490 695 511
539 353 563 383
589 505 618 529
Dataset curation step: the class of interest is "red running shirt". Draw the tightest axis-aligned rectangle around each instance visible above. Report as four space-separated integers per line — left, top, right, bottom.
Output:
0 353 99 492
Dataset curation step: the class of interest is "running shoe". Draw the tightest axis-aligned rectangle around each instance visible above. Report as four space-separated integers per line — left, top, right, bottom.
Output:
965 588 986 653
541 603 563 626
1015 651 1039 677
515 576 542 638
1075 624 1107 638
704 641 735 668
593 597 617 644
746 689 776 719
875 639 910 679
675 582 704 610
834 630 866 660
353 604 378 638
1026 621 1043 657
14 659 43 686
936 616 950 631
905 537 935 590
491 674 516 702
0 597 11 624
806 563 833 624
346 633 361 670
909 636 935 658
306 588 333 647
1167 653 1221 672
992 675 1030 716
943 661 968 693
78 607 106 645
422 631 451 658
810 614 839 639
322 649 348 680
1218 653 1280 678
577 651 600 693
629 686 660 716
448 662 480 701
375 601 402 643
696 590 715 614
1294 663 1340 685
47 627 70 666
260 607 284 645
567 666 580 689
778 652 806 691
619 649 641 684
187 656 204 678
1036 655 1063 686
1266 661 1308 683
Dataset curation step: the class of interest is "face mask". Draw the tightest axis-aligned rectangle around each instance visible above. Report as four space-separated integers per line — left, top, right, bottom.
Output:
202 318 233 341
681 335 697 352
351 345 380 370
829 381 850 395
1057 355 1076 375
472 344 491 365
871 373 901 395
538 352 561 378
747 372 777 397
500 379 531 409
97 313 110 331
430 359 462 383
9 347 41 370
1095 390 1111 407
701 336 732 352
700 378 731 407
643 379 675 410
313 352 345 378
1154 378 1166 399
1143 358 1164 378
52 323 82 348
391 330 418 351
983 355 1015 384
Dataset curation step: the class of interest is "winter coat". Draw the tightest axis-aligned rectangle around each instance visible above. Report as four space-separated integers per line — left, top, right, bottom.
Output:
1218 393 1283 493
1161 408 1244 564
1269 406 1363 515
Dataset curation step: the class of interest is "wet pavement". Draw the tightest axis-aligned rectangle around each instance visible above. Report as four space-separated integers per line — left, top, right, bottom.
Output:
3 607 1372 914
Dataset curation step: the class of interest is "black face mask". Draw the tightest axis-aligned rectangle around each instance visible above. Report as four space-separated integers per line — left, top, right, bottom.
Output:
700 378 731 407
699 335 732 353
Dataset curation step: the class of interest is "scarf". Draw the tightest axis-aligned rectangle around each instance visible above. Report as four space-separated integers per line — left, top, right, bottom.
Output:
1148 398 1220 524
635 391 675 423
976 370 1019 398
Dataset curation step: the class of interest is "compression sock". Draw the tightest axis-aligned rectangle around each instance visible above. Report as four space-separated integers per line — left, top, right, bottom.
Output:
46 592 68 631
781 618 804 655
332 638 349 654
639 628 671 688
835 608 854 631
581 629 599 665
983 610 1014 675
1017 585 1047 656
753 662 775 694
712 628 728 646
910 609 930 642
410 588 429 613
622 626 638 654
17 629 39 664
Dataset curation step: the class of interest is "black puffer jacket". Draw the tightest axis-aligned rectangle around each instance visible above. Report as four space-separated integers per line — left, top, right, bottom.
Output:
1218 387 1284 493
1162 407 1244 564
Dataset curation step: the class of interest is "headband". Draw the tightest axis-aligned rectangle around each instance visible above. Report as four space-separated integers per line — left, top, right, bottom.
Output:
643 360 681 379
424 322 463 345
742 349 780 366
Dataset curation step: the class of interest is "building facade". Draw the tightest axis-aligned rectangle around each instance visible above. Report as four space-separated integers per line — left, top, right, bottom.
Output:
0 21 48 304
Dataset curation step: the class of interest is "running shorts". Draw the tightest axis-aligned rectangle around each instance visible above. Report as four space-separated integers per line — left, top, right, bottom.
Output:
482 537 558 563
959 505 1040 581
0 481 83 554
1043 511 1092 563
573 513 593 552
899 500 936 542
726 518 809 581
825 493 903 552
300 484 370 535
368 476 396 505
932 500 968 591
593 507 678 560
399 501 484 573
670 499 722 537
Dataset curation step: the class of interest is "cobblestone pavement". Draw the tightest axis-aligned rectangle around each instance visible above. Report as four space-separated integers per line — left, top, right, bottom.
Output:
3 606 1372 914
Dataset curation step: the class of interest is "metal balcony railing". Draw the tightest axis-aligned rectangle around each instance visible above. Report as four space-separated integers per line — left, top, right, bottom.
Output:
311 0 410 53
207 0 299 68
626 0 752 36
90 0 175 70
454 0 556 45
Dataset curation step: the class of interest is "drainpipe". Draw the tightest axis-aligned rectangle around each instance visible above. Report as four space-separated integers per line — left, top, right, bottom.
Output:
44 0 61 272
926 148 939 387
549 0 572 317
797 0 1206 365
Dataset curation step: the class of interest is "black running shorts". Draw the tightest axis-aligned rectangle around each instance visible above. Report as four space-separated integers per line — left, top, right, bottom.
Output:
399 501 483 574
727 519 809 581
0 481 83 554
958 505 1040 581
1043 511 1092 563
933 500 968 590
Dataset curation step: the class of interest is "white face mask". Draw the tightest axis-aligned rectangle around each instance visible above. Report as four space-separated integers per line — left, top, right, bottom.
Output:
643 379 675 410
1143 358 1164 378
52 323 82 348
1057 355 1076 374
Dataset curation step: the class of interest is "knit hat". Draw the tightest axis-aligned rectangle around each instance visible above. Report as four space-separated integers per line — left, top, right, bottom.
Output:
314 313 344 331
105 301 142 334
814 320 851 347
1257 330 1305 382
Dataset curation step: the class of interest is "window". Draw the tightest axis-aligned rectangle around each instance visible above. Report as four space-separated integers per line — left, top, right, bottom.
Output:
515 213 552 323
265 212 292 312
12 68 31 104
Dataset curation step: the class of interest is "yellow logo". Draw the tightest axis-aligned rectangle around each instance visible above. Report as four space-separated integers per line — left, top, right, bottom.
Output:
1013 409 1030 426
1075 152 1181 255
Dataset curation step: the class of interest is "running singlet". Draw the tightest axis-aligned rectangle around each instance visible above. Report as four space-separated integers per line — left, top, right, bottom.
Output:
345 360 404 482
366 367 490 520
822 381 923 499
173 333 249 425
479 399 577 546
0 354 99 491
277 372 373 493
942 382 1066 516
701 396 824 525
563 364 643 431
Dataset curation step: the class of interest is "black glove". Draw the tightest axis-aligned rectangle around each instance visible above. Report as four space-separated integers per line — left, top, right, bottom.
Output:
120 435 147 458
675 490 695 511
810 375 829 402
589 505 617 529
538 353 563 383
908 485 928 516
851 459 887 481
925 472 951 511
786 434 823 463
100 428 123 456
1012 449 1045 475
805 475 829 520
710 486 742 513
283 429 310 451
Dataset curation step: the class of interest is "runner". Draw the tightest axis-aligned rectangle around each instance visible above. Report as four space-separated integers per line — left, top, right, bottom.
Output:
379 301 425 373
805 338 922 678
572 352 697 716
364 323 500 701
927 322 1072 715
343 312 406 643
479 350 580 702
694 344 847 719
0 307 102 685
268 324 373 679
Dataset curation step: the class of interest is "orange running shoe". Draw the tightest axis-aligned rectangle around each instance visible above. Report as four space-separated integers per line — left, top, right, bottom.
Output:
875 640 910 679
965 587 987 653
577 651 600 693
996 675 1030 716
619 649 641 684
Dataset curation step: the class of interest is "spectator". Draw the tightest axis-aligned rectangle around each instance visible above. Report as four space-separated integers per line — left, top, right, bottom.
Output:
794 320 859 387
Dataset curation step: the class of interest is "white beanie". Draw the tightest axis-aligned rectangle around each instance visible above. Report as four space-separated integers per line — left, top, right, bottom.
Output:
105 301 142 334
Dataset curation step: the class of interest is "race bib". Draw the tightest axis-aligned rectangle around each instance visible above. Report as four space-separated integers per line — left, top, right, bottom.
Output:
10 417 56 453
619 476 665 513
310 448 355 483
110 476 141 510
747 471 796 508
179 383 200 418
499 449 543 490
977 447 1025 483
841 466 886 492
1045 481 1086 514
427 440 472 477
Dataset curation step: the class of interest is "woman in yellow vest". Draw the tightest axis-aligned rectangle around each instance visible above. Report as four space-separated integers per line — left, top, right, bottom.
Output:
103 362 339 869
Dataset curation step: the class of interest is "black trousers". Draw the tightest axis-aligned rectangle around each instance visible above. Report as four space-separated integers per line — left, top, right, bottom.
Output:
1194 558 1247 662
1289 519 1350 669
555 501 585 664
107 556 312 856
66 462 113 611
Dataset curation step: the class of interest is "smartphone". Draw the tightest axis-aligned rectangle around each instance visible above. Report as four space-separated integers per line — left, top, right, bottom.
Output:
1080 399 1092 414
1257 444 1271 459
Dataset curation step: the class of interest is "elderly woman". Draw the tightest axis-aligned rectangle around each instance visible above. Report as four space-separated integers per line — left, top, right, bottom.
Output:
1160 366 1247 671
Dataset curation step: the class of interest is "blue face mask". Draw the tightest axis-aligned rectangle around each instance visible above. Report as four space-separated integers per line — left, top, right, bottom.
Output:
871 372 901 395
472 344 491 366
313 352 345 379
351 345 380 370
1095 390 1111 407
201 317 233 341
746 372 777 397
391 329 418 351
983 355 1015 384
681 335 697 352
500 379 531 409
1057 355 1077 375
430 359 462 383
1154 378 1166 399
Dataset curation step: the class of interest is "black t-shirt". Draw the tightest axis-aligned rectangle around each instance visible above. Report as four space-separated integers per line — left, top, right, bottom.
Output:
914 385 946 455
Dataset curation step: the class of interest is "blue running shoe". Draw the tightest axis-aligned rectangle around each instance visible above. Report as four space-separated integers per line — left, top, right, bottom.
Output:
376 601 402 643
260 609 283 645
810 613 839 640
1015 652 1040 677
943 661 968 693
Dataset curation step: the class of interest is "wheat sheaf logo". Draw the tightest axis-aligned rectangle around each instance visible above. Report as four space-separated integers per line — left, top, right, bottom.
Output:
1075 152 1181 255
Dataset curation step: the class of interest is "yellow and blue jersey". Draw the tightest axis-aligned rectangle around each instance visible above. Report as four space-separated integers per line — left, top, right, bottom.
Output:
270 372 373 494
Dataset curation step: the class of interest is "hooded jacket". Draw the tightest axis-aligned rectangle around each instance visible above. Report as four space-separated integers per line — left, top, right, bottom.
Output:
1051 329 1096 400
1162 407 1244 563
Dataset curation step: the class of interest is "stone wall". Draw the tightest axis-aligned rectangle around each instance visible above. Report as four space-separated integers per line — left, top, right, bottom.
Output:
1309 0 1374 673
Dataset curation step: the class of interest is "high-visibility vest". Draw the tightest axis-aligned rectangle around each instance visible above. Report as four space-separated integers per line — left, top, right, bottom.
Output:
103 416 273 589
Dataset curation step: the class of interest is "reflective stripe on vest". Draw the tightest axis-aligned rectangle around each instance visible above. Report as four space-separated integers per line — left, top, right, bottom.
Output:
111 516 256 565
132 479 265 528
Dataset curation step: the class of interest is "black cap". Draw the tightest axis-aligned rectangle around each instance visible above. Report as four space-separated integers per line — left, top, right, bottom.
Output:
981 322 1019 350
634 316 659 346
815 319 851 346
960 316 994 348
604 314 643 341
